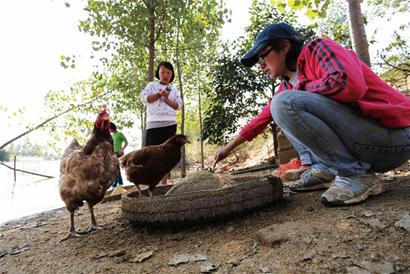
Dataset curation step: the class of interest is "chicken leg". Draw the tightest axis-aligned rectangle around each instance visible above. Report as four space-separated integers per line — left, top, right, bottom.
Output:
59 211 82 242
84 203 104 232
135 183 143 197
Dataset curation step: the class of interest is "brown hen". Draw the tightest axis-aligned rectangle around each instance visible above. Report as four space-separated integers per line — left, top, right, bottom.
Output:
120 134 189 197
59 109 119 241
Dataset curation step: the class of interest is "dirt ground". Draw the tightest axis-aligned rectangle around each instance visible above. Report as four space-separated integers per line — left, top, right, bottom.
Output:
1 160 409 274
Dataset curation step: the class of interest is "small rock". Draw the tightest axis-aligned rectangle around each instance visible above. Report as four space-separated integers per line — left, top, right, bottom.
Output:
169 233 185 241
130 250 155 263
152 260 161 269
395 214 410 232
332 252 349 259
383 175 395 181
227 257 240 266
200 262 218 273
357 244 365 251
168 253 207 266
95 253 108 260
108 249 126 257
226 226 235 233
305 206 314 212
346 266 372 274
0 248 8 258
359 218 387 232
358 260 394 274
191 254 208 262
259 266 271 273
255 222 313 247
113 255 128 263
303 249 316 261
192 243 201 249
361 211 375 217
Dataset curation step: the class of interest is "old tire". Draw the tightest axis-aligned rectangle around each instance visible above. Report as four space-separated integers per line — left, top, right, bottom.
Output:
121 176 282 227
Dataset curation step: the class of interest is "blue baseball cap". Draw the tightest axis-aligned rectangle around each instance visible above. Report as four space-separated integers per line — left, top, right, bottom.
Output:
241 22 302 67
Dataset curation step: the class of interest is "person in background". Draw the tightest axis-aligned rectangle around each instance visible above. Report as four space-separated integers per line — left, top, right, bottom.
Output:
110 122 128 187
213 22 410 206
140 61 183 185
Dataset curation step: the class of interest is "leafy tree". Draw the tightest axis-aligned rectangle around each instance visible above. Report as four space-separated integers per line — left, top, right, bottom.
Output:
271 0 332 18
314 0 351 48
368 0 409 16
203 45 272 144
45 0 227 156
378 24 410 95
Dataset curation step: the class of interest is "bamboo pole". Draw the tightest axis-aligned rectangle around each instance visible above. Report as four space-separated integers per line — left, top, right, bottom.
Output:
13 155 16 182
0 162 54 179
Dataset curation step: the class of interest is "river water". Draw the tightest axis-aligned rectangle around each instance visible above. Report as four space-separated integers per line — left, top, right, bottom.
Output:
0 158 63 225
0 157 129 226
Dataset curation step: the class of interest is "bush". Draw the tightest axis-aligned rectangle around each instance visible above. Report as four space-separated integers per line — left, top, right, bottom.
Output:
0 150 10 162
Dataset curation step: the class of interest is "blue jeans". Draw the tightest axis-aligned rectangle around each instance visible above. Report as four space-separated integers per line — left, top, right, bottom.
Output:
112 171 123 187
271 91 410 176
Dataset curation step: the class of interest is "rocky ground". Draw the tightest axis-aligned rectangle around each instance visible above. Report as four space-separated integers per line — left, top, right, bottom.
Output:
1 160 410 274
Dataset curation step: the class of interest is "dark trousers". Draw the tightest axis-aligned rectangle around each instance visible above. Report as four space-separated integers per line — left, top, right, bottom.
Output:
112 151 124 187
146 124 177 146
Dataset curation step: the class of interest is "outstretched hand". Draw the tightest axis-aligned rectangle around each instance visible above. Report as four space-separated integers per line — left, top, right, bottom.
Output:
212 146 230 171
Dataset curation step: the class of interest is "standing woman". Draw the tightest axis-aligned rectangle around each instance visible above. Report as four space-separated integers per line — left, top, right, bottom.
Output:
140 61 183 185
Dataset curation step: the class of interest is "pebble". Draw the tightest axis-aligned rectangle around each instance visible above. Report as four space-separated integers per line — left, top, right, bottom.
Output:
200 262 218 273
113 255 128 263
303 249 316 261
227 257 240 266
259 266 271 273
394 214 410 232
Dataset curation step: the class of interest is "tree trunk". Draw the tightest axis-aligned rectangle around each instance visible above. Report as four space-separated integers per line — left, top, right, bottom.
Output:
175 21 186 178
198 85 204 169
346 0 371 67
146 2 156 82
140 109 145 148
142 1 156 147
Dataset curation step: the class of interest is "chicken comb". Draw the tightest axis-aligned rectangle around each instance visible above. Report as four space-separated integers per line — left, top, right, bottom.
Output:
96 108 110 129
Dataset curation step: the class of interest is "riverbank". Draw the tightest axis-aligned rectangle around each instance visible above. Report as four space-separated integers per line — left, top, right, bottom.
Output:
0 163 409 273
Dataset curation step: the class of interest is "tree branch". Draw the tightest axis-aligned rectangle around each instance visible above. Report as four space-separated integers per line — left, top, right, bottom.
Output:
380 55 410 73
0 91 110 150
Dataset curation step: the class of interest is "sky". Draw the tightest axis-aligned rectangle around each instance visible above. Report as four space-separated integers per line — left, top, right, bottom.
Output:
0 0 407 150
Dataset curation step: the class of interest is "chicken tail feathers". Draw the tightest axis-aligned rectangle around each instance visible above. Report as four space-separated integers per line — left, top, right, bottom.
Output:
62 139 82 159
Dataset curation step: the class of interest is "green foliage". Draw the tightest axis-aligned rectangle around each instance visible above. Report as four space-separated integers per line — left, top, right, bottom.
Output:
271 0 332 19
314 0 351 48
44 74 117 147
368 0 409 16
60 54 76 69
202 45 272 144
44 0 228 150
378 23 410 94
0 150 10 162
5 139 57 159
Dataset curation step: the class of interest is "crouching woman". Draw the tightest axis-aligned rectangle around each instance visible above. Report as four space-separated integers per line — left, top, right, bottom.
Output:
214 22 410 206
